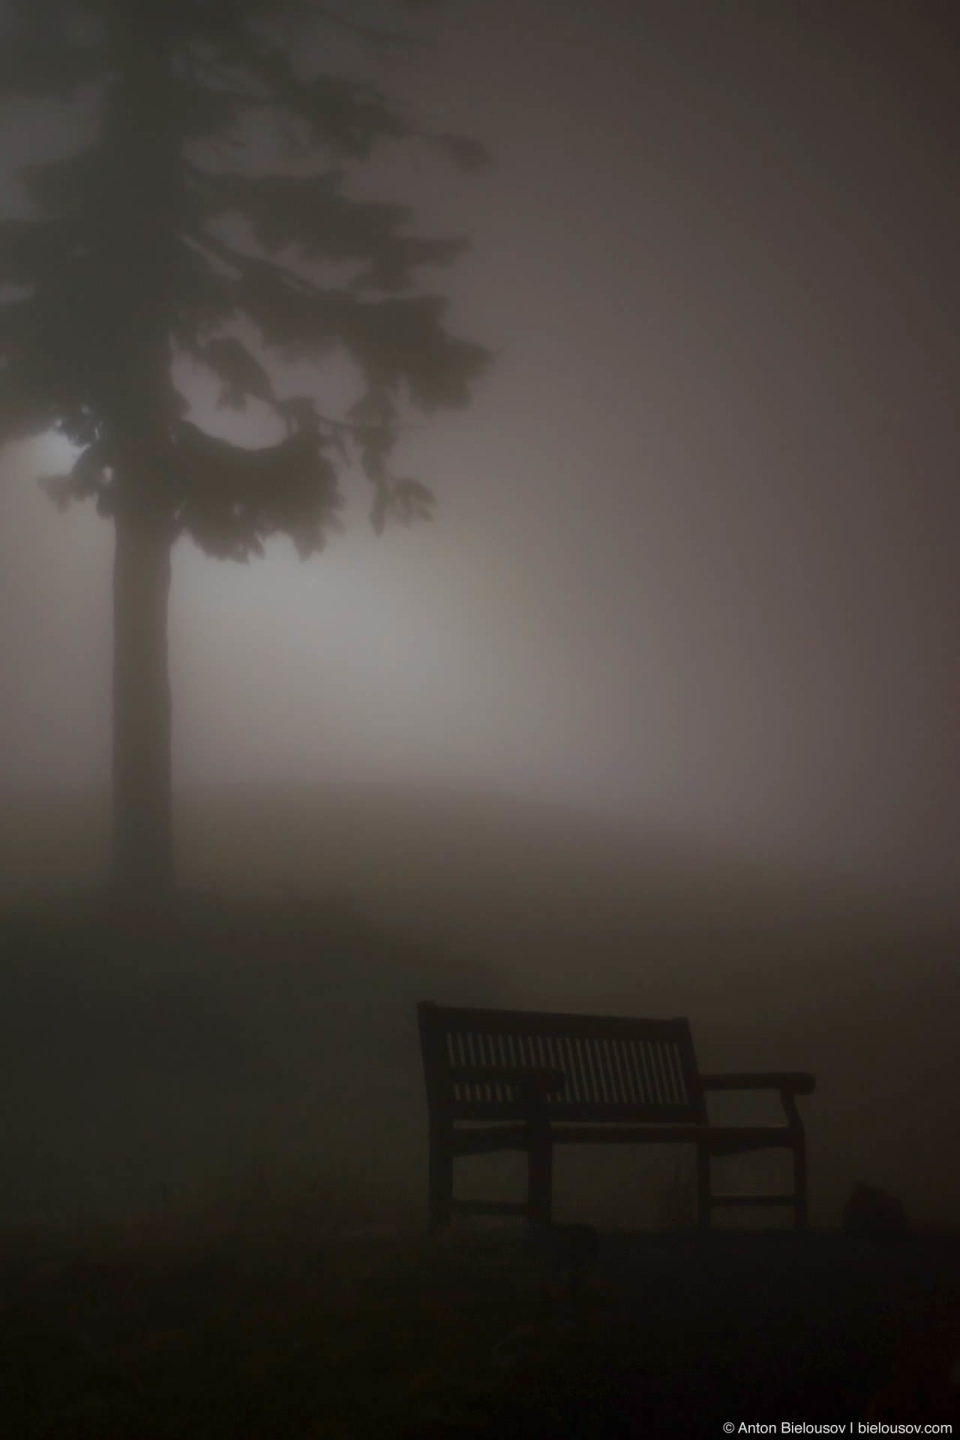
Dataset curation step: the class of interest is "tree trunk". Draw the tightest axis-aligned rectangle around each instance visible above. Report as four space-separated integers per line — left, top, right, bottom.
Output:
111 501 175 899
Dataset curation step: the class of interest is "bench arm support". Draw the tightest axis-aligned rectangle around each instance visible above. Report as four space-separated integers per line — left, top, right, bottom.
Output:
700 1071 814 1130
699 1072 815 1096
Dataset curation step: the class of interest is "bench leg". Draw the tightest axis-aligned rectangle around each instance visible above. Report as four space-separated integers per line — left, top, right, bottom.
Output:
427 1132 453 1235
527 1122 553 1226
696 1140 711 1230
793 1135 808 1230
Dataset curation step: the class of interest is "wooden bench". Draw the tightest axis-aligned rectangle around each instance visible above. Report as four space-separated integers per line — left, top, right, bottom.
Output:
417 1001 815 1232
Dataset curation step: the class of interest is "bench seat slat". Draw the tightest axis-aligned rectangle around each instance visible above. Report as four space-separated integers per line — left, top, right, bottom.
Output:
449 1200 529 1215
445 1122 798 1152
709 1193 800 1206
444 1102 704 1123
539 1123 798 1147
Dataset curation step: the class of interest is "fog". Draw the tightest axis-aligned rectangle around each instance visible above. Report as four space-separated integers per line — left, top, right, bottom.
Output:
1 1 958 1235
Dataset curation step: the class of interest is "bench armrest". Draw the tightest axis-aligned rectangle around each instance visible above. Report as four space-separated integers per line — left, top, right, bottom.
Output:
699 1071 815 1096
449 1066 567 1099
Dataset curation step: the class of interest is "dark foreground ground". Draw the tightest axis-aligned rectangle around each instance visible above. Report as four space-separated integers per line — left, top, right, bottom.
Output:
1 1224 958 1439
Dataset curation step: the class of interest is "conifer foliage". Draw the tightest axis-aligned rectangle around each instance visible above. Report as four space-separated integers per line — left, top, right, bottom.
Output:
0 0 494 893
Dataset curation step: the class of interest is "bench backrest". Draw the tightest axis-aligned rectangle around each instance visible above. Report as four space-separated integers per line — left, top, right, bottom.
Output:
418 1001 707 1124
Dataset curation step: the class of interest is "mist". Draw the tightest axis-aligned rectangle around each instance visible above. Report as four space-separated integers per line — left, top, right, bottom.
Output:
1 0 958 1238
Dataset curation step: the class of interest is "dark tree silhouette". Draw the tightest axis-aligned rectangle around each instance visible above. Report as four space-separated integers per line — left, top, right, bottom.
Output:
0 0 494 898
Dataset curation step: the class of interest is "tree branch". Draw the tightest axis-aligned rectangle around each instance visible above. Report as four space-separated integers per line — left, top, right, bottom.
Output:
194 230 331 301
312 407 428 436
308 4 431 51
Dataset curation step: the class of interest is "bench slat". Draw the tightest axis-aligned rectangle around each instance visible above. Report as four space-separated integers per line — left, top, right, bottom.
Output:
709 1193 799 1206
423 1005 705 1123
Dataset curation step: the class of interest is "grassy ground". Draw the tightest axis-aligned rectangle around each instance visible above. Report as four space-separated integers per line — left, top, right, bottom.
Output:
0 1220 559 1439
2 1222 958 1439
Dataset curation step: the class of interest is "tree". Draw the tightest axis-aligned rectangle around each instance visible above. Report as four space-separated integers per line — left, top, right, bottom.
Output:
0 0 494 899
